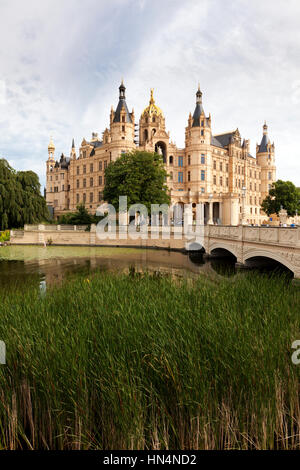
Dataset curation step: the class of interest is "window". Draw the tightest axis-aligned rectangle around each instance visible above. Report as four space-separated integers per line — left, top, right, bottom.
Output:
169 156 173 165
220 162 223 172
62 185 64 191
178 156 183 167
90 178 93 187
268 172 272 180
76 180 79 189
201 187 205 193
76 167 80 175
61 173 64 180
90 164 93 173
83 151 86 159
213 175 216 185
122 125 125 132
169 172 173 180
188 155 191 165
226 164 228 172
90 193 93 203
99 161 102 171
220 176 223 186
201 154 205 164
104 161 108 169
83 165 86 174
83 178 86 188
99 175 103 185
152 117 156 123
201 130 204 136
98 192 102 202
188 171 191 182
201 170 205 181
201 120 204 127
76 194 79 203
226 177 229 187
122 115 125 123
83 193 86 203
178 172 183 183
213 160 216 170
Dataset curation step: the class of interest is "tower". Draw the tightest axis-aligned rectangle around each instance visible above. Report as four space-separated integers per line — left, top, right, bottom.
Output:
185 85 212 193
256 122 276 201
109 80 135 161
46 137 56 207
139 89 165 144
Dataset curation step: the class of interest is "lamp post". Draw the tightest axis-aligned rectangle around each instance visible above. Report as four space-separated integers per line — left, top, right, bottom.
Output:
241 186 247 226
208 193 214 225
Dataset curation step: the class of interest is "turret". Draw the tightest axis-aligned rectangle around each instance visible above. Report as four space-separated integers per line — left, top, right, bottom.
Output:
109 81 135 161
70 138 76 159
139 88 165 146
185 84 213 194
256 122 276 200
186 84 211 146
48 136 55 161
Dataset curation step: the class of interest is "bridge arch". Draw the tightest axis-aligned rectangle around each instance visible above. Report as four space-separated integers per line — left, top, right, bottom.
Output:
209 243 238 260
244 250 294 275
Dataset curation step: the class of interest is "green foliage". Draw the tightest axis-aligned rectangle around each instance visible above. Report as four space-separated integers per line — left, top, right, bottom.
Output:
261 179 300 216
58 203 102 226
0 271 299 449
103 150 170 212
0 230 10 243
0 159 49 229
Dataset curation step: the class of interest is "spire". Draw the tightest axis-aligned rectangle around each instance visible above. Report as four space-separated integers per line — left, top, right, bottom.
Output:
72 138 75 149
119 79 126 100
113 80 132 123
258 122 270 153
192 84 205 127
48 136 55 152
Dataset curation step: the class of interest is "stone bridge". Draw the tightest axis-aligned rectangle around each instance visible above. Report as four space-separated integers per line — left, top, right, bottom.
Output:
202 225 300 279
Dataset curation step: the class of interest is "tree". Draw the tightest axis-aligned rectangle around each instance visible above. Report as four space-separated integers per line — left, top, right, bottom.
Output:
103 150 170 212
0 159 49 230
58 204 100 225
261 180 300 217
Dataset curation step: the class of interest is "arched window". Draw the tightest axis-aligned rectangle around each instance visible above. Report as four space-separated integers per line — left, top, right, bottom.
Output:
169 156 173 165
152 117 156 123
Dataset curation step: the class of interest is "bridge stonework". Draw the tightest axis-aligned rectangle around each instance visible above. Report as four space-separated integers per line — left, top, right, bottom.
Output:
204 226 300 279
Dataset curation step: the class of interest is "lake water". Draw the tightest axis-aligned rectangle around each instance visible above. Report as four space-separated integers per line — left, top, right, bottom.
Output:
0 245 293 289
0 245 240 288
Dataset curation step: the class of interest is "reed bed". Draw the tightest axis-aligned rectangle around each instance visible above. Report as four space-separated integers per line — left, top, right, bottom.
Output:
0 271 299 450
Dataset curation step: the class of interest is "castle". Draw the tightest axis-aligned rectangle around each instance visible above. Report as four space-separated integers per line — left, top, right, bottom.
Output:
46 81 276 225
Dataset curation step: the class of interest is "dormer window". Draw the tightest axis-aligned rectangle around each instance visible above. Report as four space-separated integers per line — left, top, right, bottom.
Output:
122 115 125 123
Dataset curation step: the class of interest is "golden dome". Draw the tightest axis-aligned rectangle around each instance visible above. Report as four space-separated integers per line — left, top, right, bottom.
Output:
48 136 55 151
142 89 163 118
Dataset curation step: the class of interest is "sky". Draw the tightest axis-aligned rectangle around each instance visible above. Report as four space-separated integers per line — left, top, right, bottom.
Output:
0 0 300 189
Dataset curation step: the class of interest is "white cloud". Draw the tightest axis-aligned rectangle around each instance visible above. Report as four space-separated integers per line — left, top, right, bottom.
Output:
0 0 300 188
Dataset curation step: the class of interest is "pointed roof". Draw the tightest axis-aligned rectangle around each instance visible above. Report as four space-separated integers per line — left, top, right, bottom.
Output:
113 81 132 123
192 84 205 127
258 122 270 153
72 138 75 149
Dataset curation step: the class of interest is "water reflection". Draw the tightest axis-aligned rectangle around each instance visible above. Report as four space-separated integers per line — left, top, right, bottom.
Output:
0 246 292 289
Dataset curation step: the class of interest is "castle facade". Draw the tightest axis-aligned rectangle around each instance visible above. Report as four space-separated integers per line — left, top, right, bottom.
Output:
46 81 276 225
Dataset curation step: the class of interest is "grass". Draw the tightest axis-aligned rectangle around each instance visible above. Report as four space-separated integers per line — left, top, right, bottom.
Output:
0 270 299 450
